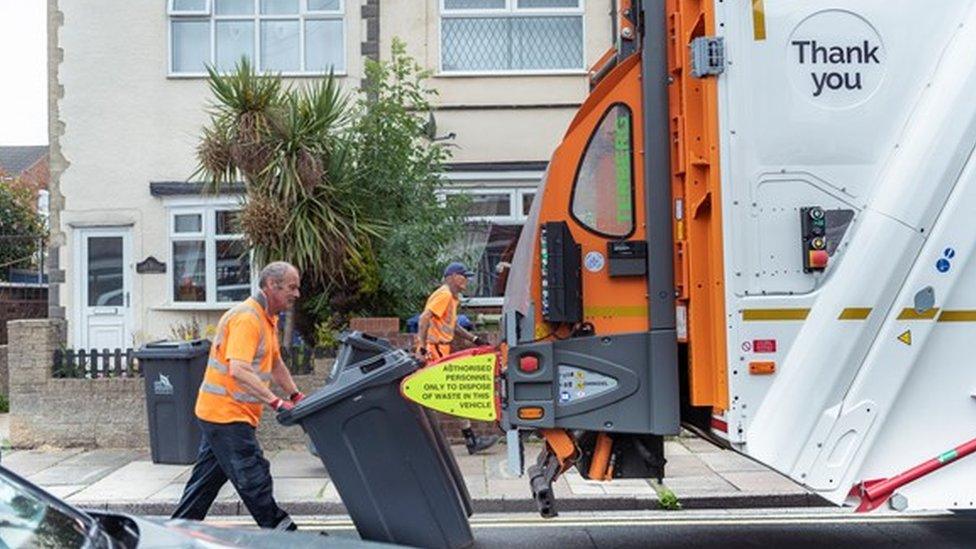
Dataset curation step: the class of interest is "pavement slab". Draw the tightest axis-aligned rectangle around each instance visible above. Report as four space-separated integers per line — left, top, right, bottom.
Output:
2 448 85 477
699 451 772 473
662 475 738 495
274 477 330 502
67 461 190 502
27 449 143 486
662 454 714 478
268 449 327 479
718 471 807 494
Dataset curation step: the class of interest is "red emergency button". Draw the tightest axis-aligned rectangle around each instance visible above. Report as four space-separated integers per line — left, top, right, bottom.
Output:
519 355 539 373
808 249 829 269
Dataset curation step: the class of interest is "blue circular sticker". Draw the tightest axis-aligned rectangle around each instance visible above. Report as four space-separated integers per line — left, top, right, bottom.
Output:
584 251 606 273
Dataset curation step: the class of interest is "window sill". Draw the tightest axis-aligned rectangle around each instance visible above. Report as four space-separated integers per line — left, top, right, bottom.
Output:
167 71 349 80
153 303 237 312
464 297 505 307
436 70 587 78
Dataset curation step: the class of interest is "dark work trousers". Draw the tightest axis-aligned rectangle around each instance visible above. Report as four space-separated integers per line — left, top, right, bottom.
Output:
171 419 294 530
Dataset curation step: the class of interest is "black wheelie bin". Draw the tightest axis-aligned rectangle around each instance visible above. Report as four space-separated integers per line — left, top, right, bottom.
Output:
134 339 211 465
278 332 474 549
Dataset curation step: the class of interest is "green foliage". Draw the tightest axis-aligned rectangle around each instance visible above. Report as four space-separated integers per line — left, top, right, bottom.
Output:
349 38 467 319
0 182 46 281
194 43 467 342
197 57 379 291
0 394 8 414
313 319 341 351
656 486 682 511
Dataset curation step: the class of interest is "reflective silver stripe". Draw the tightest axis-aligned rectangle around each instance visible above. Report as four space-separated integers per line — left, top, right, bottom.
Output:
233 392 261 403
208 358 228 374
200 382 228 396
274 516 295 531
203 381 264 405
256 371 272 381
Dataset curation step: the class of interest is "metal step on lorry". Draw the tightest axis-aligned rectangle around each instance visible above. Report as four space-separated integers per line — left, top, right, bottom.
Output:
401 0 976 517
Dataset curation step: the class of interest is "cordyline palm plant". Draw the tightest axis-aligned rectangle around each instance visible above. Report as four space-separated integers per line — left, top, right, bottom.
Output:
195 57 383 292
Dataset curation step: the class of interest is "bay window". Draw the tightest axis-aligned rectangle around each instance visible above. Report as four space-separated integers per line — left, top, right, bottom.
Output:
444 185 537 304
170 206 253 306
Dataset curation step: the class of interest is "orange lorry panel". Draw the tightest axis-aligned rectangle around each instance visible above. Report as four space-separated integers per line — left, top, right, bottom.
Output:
533 54 649 338
666 0 728 409
588 433 614 481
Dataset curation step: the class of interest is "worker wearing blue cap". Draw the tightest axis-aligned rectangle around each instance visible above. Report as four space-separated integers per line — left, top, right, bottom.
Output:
416 261 500 454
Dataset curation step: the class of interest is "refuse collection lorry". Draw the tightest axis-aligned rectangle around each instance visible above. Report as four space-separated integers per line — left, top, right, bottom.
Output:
402 0 976 517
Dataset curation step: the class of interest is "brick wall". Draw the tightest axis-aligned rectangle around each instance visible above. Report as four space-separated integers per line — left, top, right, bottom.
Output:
17 158 50 203
0 344 7 398
6 319 500 449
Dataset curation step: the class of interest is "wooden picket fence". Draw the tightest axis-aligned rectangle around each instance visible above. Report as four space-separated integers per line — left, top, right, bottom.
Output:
52 344 319 378
52 348 138 379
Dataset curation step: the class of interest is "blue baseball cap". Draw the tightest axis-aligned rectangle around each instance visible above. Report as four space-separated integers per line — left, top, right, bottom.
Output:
443 262 474 278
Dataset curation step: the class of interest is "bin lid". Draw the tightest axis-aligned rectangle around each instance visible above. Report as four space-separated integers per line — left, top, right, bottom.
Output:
134 339 212 359
279 349 418 425
338 330 393 351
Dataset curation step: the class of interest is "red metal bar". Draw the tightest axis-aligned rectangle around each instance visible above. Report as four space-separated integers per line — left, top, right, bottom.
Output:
853 436 976 512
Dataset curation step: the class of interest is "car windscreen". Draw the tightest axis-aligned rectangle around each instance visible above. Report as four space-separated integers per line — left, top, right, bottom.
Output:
0 468 93 548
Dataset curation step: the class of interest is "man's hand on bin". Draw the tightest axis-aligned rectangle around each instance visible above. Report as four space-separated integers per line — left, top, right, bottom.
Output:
472 336 489 347
290 391 305 405
269 397 294 412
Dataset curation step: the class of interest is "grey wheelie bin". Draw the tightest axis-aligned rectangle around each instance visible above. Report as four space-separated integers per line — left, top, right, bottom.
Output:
278 335 474 549
135 339 211 465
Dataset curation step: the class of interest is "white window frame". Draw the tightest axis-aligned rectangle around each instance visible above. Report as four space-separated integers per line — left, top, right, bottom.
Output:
441 171 542 306
168 0 347 78
165 198 256 310
169 0 211 16
438 0 586 76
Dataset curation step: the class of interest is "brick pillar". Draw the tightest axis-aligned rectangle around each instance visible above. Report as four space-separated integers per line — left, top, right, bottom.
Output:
0 345 7 398
8 319 65 446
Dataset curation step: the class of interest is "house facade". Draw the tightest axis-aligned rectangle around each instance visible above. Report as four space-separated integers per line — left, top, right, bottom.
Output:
47 0 611 349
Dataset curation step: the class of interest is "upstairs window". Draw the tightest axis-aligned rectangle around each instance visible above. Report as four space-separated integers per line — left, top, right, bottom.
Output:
169 0 345 76
440 0 584 74
571 103 635 238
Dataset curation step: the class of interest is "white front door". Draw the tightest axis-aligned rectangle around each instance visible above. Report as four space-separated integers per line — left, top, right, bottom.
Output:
77 228 132 349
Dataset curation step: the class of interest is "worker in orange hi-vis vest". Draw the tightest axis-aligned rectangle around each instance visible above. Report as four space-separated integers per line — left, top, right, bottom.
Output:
171 261 304 531
415 261 500 455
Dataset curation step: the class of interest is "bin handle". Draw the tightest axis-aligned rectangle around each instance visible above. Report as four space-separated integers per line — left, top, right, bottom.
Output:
359 356 385 374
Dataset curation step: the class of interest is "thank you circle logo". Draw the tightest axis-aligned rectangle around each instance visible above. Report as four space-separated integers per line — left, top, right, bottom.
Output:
788 10 886 108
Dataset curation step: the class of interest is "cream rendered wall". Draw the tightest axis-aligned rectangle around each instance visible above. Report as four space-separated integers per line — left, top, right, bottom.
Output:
55 1 363 346
381 0 613 163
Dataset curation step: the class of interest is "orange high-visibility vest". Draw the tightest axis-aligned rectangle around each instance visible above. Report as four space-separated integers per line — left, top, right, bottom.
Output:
423 285 458 359
195 292 280 427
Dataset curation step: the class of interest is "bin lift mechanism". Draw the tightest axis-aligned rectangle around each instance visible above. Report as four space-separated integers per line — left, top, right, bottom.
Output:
403 0 976 518
402 345 976 517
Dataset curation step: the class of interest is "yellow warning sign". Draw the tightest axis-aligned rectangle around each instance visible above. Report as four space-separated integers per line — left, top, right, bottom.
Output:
897 330 912 346
401 352 498 421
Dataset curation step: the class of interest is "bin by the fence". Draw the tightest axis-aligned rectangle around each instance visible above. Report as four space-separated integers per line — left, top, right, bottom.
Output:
279 333 474 549
135 339 210 465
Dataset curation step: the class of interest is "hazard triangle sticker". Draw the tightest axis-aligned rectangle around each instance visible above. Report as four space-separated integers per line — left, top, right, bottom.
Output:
897 330 912 346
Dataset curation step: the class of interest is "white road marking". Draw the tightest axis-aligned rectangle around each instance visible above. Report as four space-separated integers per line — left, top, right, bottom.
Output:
203 509 962 531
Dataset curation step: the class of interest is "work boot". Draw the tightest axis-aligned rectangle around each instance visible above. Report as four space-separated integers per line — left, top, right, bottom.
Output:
463 428 500 455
